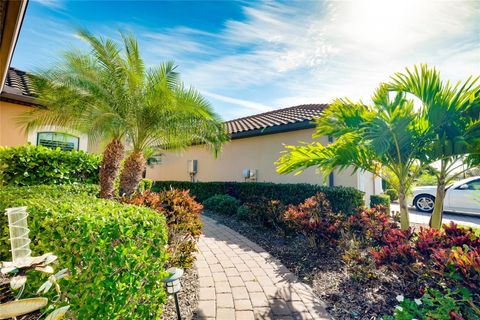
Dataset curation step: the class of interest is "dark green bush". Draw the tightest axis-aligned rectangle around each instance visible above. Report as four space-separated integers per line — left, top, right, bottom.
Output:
0 144 101 186
384 189 398 201
0 185 168 319
153 181 364 215
203 194 240 215
244 197 287 232
236 205 252 221
370 194 391 210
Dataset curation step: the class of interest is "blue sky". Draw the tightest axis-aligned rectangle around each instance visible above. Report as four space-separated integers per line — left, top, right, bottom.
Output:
12 0 480 120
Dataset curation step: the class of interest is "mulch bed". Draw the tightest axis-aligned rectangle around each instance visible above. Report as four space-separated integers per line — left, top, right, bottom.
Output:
162 267 199 320
204 211 406 320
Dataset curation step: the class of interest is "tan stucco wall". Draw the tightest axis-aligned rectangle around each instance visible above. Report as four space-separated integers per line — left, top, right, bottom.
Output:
0 100 29 146
0 100 89 151
147 129 354 185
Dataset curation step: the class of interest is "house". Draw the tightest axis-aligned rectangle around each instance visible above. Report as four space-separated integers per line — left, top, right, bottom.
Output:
0 1 88 151
146 104 382 203
0 67 89 151
1 66 381 202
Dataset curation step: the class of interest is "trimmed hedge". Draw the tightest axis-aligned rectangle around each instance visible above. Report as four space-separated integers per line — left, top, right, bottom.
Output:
203 195 240 216
370 194 391 210
0 185 168 319
384 189 399 201
0 144 101 186
153 181 364 215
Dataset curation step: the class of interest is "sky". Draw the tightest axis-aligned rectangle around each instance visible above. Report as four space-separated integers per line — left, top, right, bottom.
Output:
11 0 480 120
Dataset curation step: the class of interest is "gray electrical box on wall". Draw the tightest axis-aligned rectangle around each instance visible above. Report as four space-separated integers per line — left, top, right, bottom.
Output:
187 160 198 174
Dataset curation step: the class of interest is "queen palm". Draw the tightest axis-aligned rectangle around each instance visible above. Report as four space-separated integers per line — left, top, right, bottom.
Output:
22 30 226 198
388 65 480 228
276 85 429 230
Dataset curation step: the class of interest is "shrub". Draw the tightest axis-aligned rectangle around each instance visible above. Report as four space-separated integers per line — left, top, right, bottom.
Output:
203 194 240 215
342 239 379 282
283 193 343 247
236 205 252 221
416 222 480 258
431 247 480 291
243 197 287 233
0 185 168 319
0 144 101 186
370 228 417 268
385 288 474 320
124 189 203 268
152 181 364 215
137 178 153 193
384 189 398 201
346 207 397 245
370 194 391 210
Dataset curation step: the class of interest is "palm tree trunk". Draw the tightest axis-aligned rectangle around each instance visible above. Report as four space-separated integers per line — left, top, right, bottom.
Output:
119 151 146 197
430 175 446 229
398 184 410 230
99 139 125 199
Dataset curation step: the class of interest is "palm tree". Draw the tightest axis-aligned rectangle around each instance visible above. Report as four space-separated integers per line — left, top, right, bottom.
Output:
389 65 480 228
276 85 429 230
22 30 226 198
23 30 132 198
117 59 227 197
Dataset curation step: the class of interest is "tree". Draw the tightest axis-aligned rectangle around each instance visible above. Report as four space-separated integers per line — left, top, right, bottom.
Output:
117 58 227 196
22 30 226 198
388 65 480 228
276 85 429 230
23 30 132 198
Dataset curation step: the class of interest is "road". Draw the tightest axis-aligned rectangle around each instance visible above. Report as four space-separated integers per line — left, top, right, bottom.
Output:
390 203 480 228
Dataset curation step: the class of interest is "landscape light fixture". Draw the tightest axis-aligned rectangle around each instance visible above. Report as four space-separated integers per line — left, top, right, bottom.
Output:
162 267 184 320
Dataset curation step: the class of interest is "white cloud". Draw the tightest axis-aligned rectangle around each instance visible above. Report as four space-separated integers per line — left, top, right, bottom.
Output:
140 0 479 114
15 0 480 119
32 0 64 9
200 90 273 113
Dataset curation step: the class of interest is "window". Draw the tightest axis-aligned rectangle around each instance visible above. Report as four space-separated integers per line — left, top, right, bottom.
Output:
37 132 79 151
467 179 480 191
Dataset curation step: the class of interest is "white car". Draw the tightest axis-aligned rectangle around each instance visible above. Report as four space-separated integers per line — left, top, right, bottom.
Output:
412 176 480 215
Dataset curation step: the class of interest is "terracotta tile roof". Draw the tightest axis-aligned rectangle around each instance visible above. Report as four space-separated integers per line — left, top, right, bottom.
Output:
225 104 327 135
4 67 35 97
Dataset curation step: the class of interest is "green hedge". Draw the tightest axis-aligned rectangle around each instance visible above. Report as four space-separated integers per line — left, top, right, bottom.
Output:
0 144 101 186
153 181 364 215
370 194 391 209
203 195 240 216
384 189 399 201
0 185 168 319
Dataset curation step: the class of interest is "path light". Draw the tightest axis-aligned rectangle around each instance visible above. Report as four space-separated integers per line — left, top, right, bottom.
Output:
163 267 184 320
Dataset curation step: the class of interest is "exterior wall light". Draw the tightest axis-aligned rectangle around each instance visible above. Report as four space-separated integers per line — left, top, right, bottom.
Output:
163 267 184 320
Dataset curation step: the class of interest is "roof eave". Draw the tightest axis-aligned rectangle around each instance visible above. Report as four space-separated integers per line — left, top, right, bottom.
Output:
230 119 316 140
0 90 35 106
0 0 28 91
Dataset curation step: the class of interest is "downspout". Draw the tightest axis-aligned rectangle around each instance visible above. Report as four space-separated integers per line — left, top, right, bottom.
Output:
328 136 334 187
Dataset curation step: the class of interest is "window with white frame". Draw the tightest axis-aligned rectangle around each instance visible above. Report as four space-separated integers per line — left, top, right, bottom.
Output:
36 132 79 151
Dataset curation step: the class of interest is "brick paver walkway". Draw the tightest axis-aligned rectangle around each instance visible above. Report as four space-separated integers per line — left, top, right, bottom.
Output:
194 216 331 320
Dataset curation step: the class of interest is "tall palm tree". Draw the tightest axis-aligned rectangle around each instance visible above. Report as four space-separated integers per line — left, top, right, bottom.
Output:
117 58 227 197
22 30 226 198
389 65 480 228
23 30 132 198
276 85 429 230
